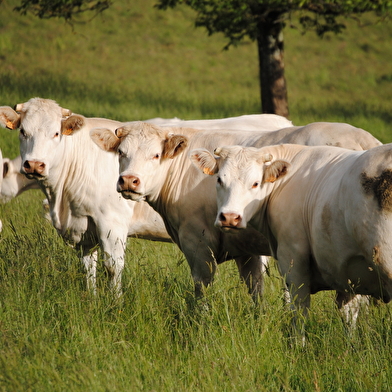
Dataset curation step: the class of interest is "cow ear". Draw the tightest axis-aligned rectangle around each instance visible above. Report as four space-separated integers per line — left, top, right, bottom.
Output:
0 107 21 130
90 128 121 152
163 134 188 159
61 115 86 135
189 148 218 175
263 160 290 183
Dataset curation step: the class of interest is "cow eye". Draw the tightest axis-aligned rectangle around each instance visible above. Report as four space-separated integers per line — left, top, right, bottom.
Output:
20 129 27 138
118 149 124 157
252 181 260 189
54 132 59 138
153 153 160 160
217 176 222 186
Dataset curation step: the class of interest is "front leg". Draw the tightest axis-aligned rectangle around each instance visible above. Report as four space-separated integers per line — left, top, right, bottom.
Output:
98 225 128 298
235 255 268 303
178 231 218 298
81 249 98 294
335 292 370 331
277 247 311 343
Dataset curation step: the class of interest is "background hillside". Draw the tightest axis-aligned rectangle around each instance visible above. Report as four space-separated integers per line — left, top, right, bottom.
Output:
0 1 391 391
0 0 391 155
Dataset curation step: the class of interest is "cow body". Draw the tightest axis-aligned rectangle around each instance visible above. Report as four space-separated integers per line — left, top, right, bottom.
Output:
0 99 171 295
90 121 382 300
145 113 293 131
191 143 392 324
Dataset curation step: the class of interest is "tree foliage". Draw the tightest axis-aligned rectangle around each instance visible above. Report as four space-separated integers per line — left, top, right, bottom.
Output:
155 0 391 49
12 0 113 21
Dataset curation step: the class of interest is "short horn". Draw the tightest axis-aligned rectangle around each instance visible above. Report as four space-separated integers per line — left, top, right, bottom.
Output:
214 147 222 156
115 127 128 138
262 153 273 163
14 103 24 112
61 108 72 118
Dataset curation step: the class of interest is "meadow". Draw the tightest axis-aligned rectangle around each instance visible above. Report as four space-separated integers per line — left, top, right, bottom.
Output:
0 0 392 390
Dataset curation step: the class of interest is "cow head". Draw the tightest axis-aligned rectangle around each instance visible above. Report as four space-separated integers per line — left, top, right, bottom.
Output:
190 145 290 232
0 98 72 179
90 122 188 202
0 156 40 202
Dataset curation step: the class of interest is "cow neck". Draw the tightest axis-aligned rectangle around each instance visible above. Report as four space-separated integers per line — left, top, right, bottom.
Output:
45 128 105 221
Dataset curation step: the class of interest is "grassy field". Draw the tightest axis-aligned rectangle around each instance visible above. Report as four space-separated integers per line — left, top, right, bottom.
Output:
0 0 392 390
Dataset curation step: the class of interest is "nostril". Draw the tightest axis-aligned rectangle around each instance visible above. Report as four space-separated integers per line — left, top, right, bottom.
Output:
23 161 30 169
118 176 125 186
220 212 242 227
132 177 140 186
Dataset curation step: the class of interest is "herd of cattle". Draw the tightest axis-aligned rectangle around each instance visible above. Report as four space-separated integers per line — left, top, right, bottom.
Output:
0 97 390 336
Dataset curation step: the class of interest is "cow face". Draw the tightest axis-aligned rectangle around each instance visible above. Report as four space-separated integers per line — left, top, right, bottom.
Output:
0 156 39 202
190 145 289 232
1 98 71 180
90 122 188 202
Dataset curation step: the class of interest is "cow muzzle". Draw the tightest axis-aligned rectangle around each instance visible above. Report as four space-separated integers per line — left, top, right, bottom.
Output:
23 160 46 178
216 212 244 232
117 175 145 201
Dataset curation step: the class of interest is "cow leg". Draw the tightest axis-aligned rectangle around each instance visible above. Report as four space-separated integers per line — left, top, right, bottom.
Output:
235 255 267 303
179 239 218 298
191 256 217 298
335 292 370 331
81 249 98 295
277 250 311 344
98 227 127 298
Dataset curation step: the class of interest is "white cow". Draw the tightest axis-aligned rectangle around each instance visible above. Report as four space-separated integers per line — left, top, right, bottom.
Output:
0 98 171 296
0 102 295 300
190 143 392 332
89 121 382 302
1 155 40 202
145 113 293 130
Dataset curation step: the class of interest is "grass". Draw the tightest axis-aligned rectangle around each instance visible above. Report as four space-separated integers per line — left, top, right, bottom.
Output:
0 0 392 390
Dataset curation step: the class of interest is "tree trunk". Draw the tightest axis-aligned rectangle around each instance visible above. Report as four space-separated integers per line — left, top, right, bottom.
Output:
256 13 289 118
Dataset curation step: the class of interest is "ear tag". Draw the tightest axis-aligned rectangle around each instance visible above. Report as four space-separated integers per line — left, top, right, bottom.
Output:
203 167 215 175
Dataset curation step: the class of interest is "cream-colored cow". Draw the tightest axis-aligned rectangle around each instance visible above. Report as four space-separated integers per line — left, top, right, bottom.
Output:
191 143 392 333
89 121 382 304
0 99 171 296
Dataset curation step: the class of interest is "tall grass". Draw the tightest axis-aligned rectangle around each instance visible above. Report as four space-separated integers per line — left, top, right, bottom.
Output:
0 0 392 390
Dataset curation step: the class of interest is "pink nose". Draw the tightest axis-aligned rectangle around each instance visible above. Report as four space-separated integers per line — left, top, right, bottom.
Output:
219 212 242 227
23 160 46 176
118 175 140 192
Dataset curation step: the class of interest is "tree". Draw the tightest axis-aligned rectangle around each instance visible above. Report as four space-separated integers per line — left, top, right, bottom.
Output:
8 0 391 117
155 0 391 117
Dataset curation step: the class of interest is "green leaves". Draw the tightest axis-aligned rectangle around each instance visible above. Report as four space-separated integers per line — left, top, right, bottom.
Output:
156 0 391 45
14 0 113 21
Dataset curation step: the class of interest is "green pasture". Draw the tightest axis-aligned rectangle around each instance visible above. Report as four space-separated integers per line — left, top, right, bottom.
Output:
0 0 391 390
